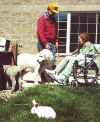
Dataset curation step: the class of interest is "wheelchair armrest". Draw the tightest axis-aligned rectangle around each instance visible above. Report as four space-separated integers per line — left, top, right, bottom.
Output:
85 54 93 58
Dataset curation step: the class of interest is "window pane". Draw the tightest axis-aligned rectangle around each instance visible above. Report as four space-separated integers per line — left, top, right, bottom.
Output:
97 34 100 44
80 24 87 33
70 34 78 44
88 24 96 33
87 14 96 23
71 15 79 23
58 30 66 37
98 24 100 34
59 22 67 29
55 12 67 21
98 14 100 23
88 34 95 43
71 24 79 33
80 16 87 23
58 45 66 53
58 38 66 45
70 44 78 52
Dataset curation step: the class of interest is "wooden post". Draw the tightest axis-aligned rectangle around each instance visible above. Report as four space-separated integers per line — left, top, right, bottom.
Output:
0 65 6 90
11 43 17 65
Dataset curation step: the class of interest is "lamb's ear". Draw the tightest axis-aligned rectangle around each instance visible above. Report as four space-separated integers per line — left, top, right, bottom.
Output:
32 99 37 104
35 103 39 108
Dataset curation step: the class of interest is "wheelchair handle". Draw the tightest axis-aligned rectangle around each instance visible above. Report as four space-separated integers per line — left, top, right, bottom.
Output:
85 54 93 58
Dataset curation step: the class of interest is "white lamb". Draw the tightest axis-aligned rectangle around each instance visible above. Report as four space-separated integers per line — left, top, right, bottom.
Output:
17 49 53 83
3 65 34 93
31 99 56 119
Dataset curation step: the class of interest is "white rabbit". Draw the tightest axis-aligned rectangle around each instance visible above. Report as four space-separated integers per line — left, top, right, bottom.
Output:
31 99 56 119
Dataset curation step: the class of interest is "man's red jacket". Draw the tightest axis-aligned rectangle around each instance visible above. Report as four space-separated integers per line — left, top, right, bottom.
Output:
37 14 57 46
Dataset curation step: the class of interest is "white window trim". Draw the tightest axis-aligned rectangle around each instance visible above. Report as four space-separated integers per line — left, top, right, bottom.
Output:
96 13 98 43
66 12 71 54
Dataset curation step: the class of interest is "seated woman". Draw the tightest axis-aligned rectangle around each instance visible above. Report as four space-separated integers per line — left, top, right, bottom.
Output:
45 32 100 83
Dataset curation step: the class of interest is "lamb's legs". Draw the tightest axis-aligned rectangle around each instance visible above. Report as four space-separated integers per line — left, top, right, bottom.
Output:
18 76 23 91
10 75 16 93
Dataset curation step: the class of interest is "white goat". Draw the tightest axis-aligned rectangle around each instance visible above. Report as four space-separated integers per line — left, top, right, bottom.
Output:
17 49 53 82
31 99 56 119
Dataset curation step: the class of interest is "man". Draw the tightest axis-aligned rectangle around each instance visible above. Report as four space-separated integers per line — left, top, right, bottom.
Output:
37 3 59 69
45 33 100 83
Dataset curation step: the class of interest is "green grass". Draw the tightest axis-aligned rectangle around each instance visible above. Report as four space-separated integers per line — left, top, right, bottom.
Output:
0 85 100 122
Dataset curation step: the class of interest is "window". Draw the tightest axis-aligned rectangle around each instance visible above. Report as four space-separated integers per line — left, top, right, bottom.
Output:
56 12 100 53
55 12 67 53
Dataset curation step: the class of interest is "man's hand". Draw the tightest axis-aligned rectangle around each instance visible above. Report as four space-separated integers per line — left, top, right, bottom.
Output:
45 44 50 50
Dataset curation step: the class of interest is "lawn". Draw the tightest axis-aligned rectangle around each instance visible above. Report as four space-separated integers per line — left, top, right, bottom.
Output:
0 85 100 122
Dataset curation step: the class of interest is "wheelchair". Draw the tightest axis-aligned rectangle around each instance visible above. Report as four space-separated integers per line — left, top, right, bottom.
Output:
72 54 99 87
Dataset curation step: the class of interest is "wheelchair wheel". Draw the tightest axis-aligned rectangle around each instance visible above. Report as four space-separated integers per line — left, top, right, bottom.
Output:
73 60 99 86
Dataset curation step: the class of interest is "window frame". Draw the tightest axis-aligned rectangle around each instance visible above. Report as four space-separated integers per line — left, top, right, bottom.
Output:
56 11 100 55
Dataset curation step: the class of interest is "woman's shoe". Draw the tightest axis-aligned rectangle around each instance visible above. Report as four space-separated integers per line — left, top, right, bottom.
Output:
56 74 69 85
45 69 69 85
45 69 56 77
49 74 69 85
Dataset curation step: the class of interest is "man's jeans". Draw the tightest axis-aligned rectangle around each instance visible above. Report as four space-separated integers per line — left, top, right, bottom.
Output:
38 39 56 68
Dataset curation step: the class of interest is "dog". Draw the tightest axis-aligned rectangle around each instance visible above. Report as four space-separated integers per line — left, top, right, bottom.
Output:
17 49 53 82
2 49 53 93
